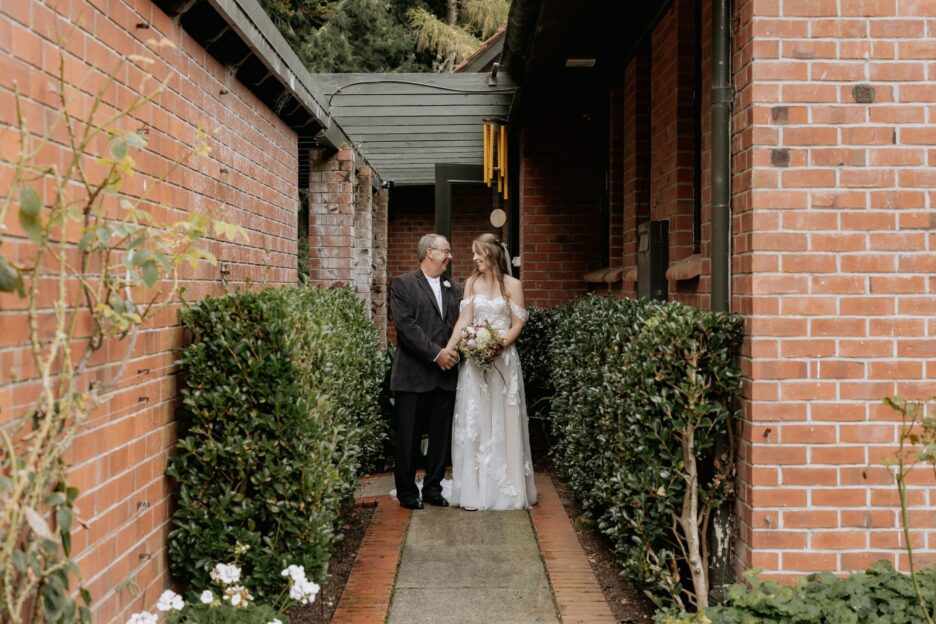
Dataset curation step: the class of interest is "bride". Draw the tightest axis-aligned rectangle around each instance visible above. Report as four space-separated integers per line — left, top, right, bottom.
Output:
444 233 537 510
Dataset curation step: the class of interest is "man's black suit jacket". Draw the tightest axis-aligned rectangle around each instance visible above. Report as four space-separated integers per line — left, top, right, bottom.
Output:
389 270 462 393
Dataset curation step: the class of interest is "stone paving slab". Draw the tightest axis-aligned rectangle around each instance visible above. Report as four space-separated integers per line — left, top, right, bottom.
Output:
387 587 558 624
334 472 617 624
387 504 559 624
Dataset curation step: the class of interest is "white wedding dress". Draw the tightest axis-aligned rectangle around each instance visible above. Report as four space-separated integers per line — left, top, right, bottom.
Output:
450 294 537 510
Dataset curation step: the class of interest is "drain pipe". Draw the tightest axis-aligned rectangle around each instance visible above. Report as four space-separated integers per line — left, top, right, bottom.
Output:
711 0 731 313
708 0 734 605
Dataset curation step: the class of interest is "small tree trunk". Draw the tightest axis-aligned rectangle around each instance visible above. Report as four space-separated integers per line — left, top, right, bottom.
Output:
680 426 709 609
446 0 458 25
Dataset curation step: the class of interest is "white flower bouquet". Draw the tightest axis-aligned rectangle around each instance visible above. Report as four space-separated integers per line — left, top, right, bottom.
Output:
457 320 505 372
126 558 319 624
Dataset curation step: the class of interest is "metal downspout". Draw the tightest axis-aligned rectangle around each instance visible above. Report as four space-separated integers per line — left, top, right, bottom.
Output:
708 0 734 604
711 0 732 313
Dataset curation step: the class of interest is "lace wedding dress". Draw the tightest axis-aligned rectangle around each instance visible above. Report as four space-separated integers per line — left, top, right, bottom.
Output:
450 294 537 510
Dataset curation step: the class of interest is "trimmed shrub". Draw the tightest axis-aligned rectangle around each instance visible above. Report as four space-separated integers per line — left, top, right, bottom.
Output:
530 295 743 609
660 561 936 624
167 286 387 598
516 305 561 422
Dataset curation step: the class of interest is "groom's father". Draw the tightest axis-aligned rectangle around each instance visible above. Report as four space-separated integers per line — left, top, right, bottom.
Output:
389 233 461 510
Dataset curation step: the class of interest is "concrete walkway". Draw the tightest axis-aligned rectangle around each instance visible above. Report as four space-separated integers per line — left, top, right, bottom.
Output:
333 473 617 624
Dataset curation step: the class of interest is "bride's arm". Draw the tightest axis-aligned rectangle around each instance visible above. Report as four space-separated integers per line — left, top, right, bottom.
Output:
445 277 475 351
501 278 527 347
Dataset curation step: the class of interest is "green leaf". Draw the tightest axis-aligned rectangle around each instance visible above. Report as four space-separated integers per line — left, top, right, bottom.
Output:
124 132 147 149
110 140 128 161
213 219 249 242
141 260 159 288
96 227 111 246
19 207 43 243
20 187 40 216
0 254 24 296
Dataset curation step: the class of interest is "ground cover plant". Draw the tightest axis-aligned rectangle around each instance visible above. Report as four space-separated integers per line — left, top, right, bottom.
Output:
663 396 936 623
168 286 387 599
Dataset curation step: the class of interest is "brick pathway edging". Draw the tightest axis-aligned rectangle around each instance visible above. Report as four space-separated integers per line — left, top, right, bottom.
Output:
331 496 410 624
530 472 617 624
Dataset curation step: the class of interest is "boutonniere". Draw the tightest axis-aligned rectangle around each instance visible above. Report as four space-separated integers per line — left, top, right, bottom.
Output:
442 280 451 289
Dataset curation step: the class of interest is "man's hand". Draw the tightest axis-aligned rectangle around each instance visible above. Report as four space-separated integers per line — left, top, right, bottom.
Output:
436 348 459 371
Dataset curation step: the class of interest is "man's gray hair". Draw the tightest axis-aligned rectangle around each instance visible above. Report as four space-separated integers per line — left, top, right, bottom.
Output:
418 233 445 261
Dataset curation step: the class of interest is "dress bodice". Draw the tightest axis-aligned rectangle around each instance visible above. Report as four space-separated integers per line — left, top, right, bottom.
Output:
460 293 528 333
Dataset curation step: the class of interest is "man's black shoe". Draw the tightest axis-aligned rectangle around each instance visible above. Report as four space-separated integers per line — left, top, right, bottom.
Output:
423 494 449 507
400 499 424 510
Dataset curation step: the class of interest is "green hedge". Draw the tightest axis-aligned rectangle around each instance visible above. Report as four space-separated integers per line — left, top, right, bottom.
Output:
520 295 743 608
661 561 936 624
516 306 560 422
167 286 387 598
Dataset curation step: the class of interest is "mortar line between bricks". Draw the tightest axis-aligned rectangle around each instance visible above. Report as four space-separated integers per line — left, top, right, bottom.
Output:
530 472 618 624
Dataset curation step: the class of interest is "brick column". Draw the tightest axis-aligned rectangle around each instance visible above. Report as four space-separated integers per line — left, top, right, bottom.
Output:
309 147 356 286
735 0 936 582
609 86 625 274
372 188 389 344
622 47 652 300
353 165 374 307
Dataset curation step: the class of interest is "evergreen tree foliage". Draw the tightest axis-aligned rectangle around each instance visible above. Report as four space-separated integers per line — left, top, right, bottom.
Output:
259 0 340 60
259 0 506 73
304 0 434 72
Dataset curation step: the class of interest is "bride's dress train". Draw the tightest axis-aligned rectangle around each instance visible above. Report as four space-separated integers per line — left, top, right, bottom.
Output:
450 294 537 510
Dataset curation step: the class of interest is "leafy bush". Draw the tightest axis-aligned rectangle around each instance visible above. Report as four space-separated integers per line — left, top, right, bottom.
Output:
516 305 561 422
660 561 936 624
167 286 387 598
528 295 743 609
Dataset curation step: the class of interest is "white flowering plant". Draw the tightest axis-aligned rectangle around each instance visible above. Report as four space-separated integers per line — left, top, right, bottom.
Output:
125 558 320 624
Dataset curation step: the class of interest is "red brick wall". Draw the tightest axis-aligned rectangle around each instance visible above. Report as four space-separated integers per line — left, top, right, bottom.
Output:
651 1 697 262
309 148 356 287
387 186 434 282
609 86 625 272
648 0 711 308
450 183 501 285
0 1 297 621
519 111 605 307
386 186 433 344
385 184 500 343
621 47 652 300
733 0 936 580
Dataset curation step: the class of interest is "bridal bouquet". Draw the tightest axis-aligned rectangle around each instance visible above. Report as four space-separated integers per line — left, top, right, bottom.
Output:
457 320 505 371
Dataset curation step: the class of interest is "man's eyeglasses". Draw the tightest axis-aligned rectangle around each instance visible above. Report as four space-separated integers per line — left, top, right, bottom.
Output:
430 247 452 256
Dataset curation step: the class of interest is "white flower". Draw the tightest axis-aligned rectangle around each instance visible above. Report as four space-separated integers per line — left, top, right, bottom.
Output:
209 562 242 586
442 280 451 288
289 577 320 605
199 590 215 604
126 613 158 624
155 589 185 612
223 585 252 607
267 620 283 624
281 564 307 583
476 327 491 342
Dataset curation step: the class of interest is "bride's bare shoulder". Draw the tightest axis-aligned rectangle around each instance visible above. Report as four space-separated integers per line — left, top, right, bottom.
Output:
504 275 522 290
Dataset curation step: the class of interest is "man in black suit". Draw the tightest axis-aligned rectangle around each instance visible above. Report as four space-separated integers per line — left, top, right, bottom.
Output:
389 233 461 510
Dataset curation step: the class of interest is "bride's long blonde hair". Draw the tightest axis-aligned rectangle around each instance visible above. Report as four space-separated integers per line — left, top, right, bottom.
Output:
469 233 511 300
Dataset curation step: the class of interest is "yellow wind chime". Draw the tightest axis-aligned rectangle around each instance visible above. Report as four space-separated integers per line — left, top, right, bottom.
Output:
482 120 508 200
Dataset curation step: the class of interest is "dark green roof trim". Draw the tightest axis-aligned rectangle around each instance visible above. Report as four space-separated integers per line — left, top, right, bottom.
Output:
501 0 542 80
152 0 381 188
